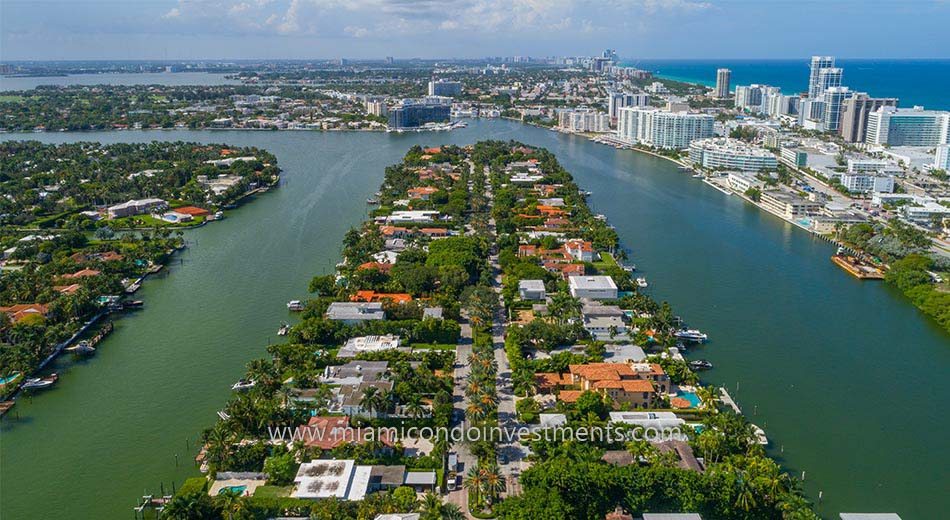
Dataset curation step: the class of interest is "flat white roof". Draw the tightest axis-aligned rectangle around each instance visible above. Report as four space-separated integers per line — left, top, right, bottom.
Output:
518 279 545 291
293 460 355 499
403 471 436 485
568 275 617 290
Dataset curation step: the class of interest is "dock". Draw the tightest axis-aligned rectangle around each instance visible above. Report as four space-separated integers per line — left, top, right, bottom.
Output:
831 255 885 279
719 387 741 414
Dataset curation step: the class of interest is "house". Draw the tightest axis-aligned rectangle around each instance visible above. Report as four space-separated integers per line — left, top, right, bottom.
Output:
418 228 449 238
518 279 546 301
564 239 598 262
53 284 82 295
567 362 669 408
325 302 385 324
583 314 628 341
337 381 395 417
0 303 48 324
295 415 395 450
603 344 646 363
368 465 406 492
376 513 421 520
107 198 167 219
172 206 211 217
605 506 634 520
403 471 437 492
518 244 538 257
292 460 371 500
59 269 101 280
337 335 404 358
322 360 390 385
351 291 412 304
538 413 567 429
382 210 440 224
608 411 685 430
358 262 393 274
422 307 443 320
543 217 570 230
379 226 410 238
569 276 618 300
536 373 570 393
408 187 439 200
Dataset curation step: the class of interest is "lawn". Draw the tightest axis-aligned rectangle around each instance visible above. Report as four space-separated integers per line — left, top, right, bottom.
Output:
252 485 293 498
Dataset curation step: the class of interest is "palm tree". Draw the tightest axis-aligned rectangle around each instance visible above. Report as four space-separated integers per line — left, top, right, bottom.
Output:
406 395 426 419
217 487 241 520
480 464 506 503
696 386 718 411
463 466 485 509
361 386 385 417
419 492 443 520
511 367 537 397
440 503 465 520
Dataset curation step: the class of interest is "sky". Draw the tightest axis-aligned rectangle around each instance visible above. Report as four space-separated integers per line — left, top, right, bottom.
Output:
2 0 950 61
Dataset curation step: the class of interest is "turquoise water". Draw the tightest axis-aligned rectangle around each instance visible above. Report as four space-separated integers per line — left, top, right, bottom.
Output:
0 373 21 385
676 391 701 409
625 59 950 110
219 485 247 495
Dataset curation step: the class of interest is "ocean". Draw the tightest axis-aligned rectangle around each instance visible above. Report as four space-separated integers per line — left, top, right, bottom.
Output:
622 59 950 110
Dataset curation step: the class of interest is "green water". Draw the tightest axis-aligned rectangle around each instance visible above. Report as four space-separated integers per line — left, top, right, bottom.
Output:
1 121 948 519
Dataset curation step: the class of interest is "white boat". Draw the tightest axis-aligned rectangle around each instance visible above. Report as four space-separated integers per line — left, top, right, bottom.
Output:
636 277 648 288
751 424 769 445
217 410 231 421
286 300 305 311
622 264 636 272
674 329 708 342
213 211 224 220
67 340 96 355
231 379 256 391
277 324 290 336
22 373 58 390
692 173 704 178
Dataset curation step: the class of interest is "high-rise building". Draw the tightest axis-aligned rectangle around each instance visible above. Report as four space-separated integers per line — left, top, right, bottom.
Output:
838 94 899 143
866 106 950 146
935 145 950 170
387 100 451 129
616 107 714 149
735 84 780 114
365 100 388 117
808 56 836 97
715 69 731 99
558 109 610 133
427 80 462 97
816 67 843 95
821 86 853 132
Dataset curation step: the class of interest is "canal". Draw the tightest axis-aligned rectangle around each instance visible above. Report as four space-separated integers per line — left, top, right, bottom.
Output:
1 120 948 519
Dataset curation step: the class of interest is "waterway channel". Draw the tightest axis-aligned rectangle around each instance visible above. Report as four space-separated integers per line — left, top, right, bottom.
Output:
1 119 948 519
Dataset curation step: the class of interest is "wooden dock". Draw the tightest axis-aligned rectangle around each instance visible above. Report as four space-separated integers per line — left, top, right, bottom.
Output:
832 255 885 279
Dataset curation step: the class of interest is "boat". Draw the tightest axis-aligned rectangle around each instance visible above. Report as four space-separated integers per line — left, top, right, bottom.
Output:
286 300 305 311
217 410 230 421
374 191 382 197
213 211 224 220
689 359 713 370
231 379 256 391
0 400 15 417
751 424 769 445
277 324 290 336
123 300 144 309
674 329 708 342
67 340 96 355
21 373 58 390
366 198 379 205
692 173 704 179
635 277 648 288
622 264 636 272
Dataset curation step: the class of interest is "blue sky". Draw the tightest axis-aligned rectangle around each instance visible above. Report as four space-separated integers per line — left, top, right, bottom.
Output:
2 0 949 61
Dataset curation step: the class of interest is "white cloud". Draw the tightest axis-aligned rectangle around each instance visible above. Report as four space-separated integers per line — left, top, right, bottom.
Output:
161 7 181 19
344 26 370 37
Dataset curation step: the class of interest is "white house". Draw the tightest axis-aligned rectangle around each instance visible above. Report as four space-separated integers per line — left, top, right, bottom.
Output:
518 280 547 301
568 276 618 300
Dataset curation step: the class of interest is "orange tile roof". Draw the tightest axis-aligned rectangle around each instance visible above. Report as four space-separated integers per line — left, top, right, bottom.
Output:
569 363 637 382
53 284 82 295
358 262 393 273
351 291 412 304
558 390 584 403
423 147 442 154
419 228 448 236
296 415 395 449
173 206 211 216
594 380 655 393
0 303 48 323
61 269 100 279
670 397 692 409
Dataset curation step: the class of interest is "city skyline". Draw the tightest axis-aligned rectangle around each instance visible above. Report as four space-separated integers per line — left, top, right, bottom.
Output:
2 0 950 61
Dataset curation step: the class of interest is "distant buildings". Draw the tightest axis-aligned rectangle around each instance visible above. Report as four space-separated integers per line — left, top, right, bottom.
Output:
821 86 853 132
935 145 950 170
808 56 836 98
865 106 950 146
365 99 387 117
714 68 731 99
558 109 610 133
839 173 895 194
688 138 778 172
734 84 781 114
387 100 451 130
427 80 462 97
838 94 899 143
617 107 714 149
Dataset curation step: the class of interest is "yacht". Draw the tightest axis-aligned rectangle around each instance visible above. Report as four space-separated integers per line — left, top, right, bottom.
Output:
366 198 379 205
231 379 256 391
751 424 769 445
213 211 224 220
277 324 290 336
692 173 704 179
689 359 713 370
286 300 305 311
67 340 96 355
674 329 708 342
635 277 648 288
22 373 58 390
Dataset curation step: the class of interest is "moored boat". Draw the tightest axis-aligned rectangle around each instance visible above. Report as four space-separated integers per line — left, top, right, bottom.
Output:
277 324 290 336
635 277 648 288
751 424 769 445
22 373 58 390
689 359 713 370
286 300 305 311
366 198 379 205
674 329 708 342
231 379 256 391
67 340 96 355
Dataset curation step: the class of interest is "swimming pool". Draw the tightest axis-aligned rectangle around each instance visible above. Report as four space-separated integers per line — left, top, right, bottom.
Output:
218 485 247 495
678 391 702 408
0 373 21 385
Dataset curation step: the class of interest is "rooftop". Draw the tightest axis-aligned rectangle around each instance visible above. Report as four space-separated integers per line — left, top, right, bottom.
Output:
568 275 618 291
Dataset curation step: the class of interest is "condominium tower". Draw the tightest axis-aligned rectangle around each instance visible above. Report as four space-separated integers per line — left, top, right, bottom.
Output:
865 106 950 146
715 69 731 98
617 107 714 149
838 94 899 143
808 56 836 97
